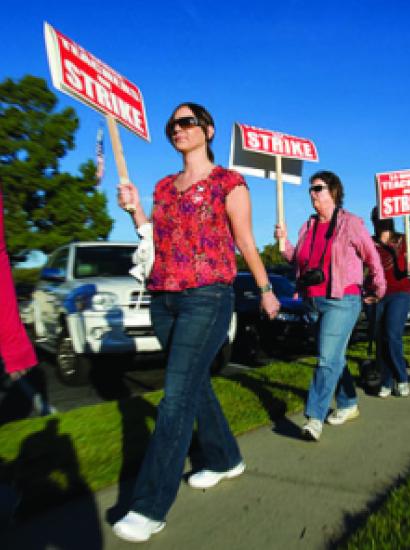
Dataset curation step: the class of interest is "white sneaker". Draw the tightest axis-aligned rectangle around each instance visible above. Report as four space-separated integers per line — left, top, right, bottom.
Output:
301 418 322 441
397 382 410 397
378 386 392 398
327 405 359 425
188 461 246 489
113 511 165 542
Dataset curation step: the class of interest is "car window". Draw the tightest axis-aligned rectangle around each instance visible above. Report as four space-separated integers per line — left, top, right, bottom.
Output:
74 246 136 278
47 248 69 276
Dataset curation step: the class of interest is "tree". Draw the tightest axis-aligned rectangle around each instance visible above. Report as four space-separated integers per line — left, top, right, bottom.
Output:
260 242 286 268
0 75 113 254
236 241 286 271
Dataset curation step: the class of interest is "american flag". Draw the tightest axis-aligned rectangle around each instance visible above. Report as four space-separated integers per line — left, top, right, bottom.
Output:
95 125 105 183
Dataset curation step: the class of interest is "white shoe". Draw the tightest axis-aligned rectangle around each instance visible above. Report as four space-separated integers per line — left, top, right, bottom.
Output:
397 382 409 397
327 405 359 425
188 461 246 489
301 418 322 441
113 511 165 542
378 386 392 398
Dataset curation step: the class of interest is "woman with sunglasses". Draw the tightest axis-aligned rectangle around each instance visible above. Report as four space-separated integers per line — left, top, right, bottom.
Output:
114 102 280 542
275 171 385 441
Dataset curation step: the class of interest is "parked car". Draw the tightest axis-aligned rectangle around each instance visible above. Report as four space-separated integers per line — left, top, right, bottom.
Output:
232 271 315 363
26 242 236 386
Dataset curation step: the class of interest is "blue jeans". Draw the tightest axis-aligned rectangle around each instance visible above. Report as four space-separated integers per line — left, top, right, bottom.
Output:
376 292 410 387
130 284 242 521
305 295 362 422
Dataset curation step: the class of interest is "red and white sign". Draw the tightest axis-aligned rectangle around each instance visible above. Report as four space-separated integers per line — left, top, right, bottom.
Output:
238 124 318 162
376 169 410 218
44 22 150 141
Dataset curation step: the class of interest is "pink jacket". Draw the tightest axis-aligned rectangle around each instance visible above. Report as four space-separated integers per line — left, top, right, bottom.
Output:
0 191 37 373
283 209 386 299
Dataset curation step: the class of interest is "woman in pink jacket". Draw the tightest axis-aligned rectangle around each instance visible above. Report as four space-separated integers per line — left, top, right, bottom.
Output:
275 171 385 441
0 191 37 377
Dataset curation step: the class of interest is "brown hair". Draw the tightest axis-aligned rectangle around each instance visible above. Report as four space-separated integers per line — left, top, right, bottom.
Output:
165 102 215 162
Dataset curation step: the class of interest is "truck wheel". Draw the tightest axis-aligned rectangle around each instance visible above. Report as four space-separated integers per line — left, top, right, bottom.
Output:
56 336 91 386
211 340 233 375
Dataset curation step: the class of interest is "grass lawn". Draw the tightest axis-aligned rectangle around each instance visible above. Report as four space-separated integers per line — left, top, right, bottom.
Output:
0 335 410 548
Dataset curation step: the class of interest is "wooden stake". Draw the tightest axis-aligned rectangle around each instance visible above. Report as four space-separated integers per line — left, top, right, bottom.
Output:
275 155 285 252
106 115 135 211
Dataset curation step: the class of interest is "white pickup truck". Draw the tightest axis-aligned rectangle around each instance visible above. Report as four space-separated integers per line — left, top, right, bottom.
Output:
28 242 235 385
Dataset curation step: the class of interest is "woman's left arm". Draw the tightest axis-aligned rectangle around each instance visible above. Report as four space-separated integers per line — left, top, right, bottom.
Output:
226 185 281 319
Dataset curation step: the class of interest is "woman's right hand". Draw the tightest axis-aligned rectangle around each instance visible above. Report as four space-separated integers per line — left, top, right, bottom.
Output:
274 223 287 241
117 181 140 212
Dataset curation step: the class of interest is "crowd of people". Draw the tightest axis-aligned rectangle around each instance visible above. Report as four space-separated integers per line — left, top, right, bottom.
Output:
1 101 409 543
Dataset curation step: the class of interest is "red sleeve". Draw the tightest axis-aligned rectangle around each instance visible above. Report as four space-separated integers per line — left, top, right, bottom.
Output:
222 169 248 198
0 191 37 373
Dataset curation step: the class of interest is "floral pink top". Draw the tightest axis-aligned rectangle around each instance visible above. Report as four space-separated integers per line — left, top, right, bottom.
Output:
148 166 247 291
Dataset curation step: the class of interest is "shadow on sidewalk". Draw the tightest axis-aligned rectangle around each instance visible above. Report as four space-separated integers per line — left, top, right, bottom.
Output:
106 396 157 524
228 372 307 440
326 467 410 549
1 417 102 549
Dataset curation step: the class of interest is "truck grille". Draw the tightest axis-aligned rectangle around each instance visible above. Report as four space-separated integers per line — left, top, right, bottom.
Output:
129 290 151 309
125 326 156 337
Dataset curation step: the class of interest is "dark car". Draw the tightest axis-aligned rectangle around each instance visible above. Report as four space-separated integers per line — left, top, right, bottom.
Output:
232 271 315 364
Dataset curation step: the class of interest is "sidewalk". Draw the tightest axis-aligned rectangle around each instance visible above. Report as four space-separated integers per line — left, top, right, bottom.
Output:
5 387 410 550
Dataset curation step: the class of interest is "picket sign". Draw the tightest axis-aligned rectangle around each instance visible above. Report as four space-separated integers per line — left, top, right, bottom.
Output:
230 123 318 251
375 169 410 274
44 22 149 209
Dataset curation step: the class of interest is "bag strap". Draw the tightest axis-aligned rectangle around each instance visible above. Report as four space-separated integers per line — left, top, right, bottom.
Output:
307 207 339 269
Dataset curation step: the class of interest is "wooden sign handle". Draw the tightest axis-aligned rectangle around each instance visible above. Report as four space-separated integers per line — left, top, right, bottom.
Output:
106 115 135 212
275 155 285 252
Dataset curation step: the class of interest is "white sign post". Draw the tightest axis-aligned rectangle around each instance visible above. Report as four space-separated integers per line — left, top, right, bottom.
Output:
229 123 318 251
44 22 149 209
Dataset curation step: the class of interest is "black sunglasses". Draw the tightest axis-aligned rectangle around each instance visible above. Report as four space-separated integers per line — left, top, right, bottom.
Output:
309 184 328 194
166 116 201 137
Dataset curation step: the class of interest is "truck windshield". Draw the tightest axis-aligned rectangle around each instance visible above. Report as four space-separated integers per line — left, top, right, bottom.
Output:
74 246 136 278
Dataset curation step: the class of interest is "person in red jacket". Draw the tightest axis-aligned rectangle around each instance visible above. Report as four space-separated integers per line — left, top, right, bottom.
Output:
0 190 37 377
371 207 410 398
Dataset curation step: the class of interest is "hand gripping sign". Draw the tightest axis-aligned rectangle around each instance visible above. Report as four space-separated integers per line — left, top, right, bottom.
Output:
375 169 410 274
229 123 318 251
44 22 149 210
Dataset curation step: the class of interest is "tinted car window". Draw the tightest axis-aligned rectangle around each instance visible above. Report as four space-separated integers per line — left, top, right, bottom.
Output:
47 248 69 277
74 246 136 278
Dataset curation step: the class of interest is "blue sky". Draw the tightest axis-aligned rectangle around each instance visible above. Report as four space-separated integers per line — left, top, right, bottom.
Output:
2 0 410 256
